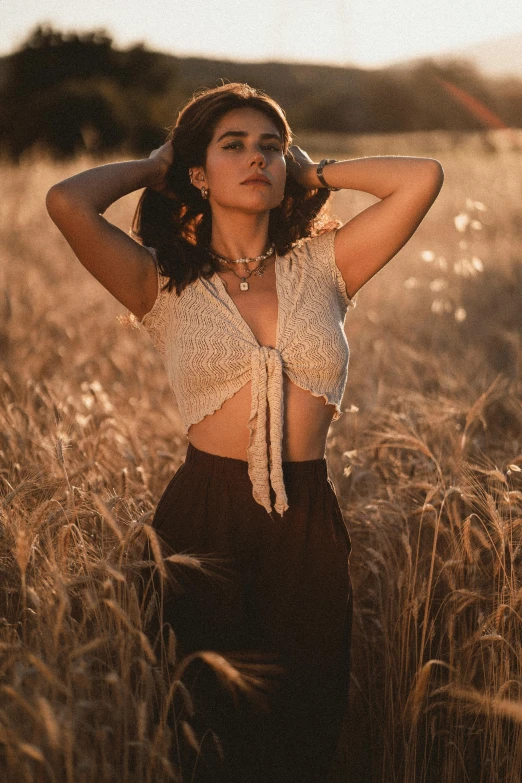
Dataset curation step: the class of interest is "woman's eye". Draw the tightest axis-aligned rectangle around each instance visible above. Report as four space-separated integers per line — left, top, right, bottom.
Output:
222 143 281 152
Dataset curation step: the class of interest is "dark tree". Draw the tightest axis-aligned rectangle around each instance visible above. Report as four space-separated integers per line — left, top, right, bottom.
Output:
0 25 179 159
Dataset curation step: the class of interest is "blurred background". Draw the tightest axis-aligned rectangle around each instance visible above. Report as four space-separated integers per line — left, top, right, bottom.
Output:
2 4 522 783
1 0 522 158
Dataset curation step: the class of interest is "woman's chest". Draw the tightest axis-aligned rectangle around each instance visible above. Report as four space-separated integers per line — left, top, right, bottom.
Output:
214 268 280 348
172 260 345 362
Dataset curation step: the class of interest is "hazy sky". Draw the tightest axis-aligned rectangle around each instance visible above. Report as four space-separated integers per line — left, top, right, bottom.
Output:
1 0 521 67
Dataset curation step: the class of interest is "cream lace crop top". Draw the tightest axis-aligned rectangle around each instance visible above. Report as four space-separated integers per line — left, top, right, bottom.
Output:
129 228 357 517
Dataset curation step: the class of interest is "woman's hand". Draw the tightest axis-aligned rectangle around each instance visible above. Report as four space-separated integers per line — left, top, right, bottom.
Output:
147 140 175 193
285 145 322 190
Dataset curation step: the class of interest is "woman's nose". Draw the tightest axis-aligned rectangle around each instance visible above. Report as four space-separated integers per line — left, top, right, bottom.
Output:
250 148 266 166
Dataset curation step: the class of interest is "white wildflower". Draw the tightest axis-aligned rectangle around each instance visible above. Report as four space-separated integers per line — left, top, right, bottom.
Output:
454 213 470 232
454 307 467 322
429 278 448 292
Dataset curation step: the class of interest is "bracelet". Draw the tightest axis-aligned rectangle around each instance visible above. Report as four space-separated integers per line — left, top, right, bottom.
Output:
316 158 341 191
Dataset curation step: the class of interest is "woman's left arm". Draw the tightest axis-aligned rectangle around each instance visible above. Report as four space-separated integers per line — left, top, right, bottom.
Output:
287 148 444 299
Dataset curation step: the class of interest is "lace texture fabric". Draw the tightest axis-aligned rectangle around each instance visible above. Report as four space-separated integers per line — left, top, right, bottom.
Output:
128 229 357 516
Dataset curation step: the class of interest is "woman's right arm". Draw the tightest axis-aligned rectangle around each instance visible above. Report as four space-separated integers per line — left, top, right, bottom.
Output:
45 142 173 320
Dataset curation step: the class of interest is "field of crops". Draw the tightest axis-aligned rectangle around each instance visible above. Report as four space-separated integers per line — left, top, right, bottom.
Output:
1 128 521 782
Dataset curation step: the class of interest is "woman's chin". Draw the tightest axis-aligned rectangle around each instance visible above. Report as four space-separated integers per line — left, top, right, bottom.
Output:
213 196 281 215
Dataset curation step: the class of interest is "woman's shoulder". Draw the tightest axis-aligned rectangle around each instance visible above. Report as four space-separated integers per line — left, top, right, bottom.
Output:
283 228 337 265
284 228 357 310
125 246 174 355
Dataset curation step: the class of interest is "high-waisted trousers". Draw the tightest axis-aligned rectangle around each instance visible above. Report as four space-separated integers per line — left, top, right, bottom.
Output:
140 442 353 783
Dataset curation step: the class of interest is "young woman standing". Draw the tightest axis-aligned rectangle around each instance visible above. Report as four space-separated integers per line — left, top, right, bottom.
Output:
46 82 444 782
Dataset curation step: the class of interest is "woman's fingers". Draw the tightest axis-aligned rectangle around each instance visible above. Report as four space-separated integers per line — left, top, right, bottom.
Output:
288 145 314 165
148 140 174 168
148 140 175 192
286 145 318 189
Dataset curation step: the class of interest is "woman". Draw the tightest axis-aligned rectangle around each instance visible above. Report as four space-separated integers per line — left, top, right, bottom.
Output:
46 82 444 782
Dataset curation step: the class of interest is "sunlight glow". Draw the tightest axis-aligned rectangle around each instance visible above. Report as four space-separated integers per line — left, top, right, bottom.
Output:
1 0 522 68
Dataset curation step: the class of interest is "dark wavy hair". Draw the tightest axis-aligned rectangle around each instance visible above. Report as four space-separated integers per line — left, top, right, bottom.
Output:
131 82 340 296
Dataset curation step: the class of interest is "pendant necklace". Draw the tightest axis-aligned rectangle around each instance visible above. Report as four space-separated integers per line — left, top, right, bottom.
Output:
208 244 275 291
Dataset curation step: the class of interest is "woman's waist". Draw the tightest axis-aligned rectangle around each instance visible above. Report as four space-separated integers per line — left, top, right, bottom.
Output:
187 383 334 462
186 429 328 462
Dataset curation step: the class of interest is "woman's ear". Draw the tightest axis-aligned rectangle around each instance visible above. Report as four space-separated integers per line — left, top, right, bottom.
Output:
189 167 207 188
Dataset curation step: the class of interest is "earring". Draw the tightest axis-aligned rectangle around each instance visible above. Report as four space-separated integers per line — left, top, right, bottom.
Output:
201 187 209 199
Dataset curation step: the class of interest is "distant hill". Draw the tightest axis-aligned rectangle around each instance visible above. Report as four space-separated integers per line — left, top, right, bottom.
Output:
1 25 522 159
389 31 522 79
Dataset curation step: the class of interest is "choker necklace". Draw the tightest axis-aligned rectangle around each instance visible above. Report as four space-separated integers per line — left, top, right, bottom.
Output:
208 243 275 292
207 244 275 266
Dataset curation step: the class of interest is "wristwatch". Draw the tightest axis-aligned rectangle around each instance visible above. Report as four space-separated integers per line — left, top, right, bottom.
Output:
316 158 340 191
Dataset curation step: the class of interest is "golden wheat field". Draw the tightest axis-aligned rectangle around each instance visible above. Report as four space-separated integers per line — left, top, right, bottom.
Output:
1 129 522 783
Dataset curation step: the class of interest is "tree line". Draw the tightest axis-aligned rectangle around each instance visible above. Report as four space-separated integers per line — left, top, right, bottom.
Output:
0 24 520 160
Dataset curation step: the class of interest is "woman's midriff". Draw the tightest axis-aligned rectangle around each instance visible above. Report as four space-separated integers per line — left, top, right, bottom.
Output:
187 374 335 462
188 259 337 461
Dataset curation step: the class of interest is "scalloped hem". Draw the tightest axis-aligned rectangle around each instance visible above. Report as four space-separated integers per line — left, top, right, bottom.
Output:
183 377 252 433
283 373 344 421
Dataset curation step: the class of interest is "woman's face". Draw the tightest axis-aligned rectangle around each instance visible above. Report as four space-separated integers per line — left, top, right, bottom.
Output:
191 107 287 213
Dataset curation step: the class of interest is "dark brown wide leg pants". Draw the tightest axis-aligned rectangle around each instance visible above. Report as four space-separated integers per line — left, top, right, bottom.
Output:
140 442 353 783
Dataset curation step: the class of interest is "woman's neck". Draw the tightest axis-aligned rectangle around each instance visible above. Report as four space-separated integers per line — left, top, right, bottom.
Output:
209 208 271 260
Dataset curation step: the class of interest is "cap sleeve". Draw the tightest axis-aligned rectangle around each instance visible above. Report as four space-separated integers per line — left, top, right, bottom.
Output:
311 229 357 311
128 246 172 358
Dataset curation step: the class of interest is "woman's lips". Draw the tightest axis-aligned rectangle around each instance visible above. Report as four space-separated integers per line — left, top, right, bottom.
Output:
241 174 271 185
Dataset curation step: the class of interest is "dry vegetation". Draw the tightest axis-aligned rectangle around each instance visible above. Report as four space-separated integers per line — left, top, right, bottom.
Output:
1 128 522 782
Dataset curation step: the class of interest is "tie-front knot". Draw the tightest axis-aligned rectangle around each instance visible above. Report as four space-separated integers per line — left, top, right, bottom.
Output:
246 346 289 516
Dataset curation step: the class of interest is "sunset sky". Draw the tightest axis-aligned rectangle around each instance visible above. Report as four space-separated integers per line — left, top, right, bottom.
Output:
1 0 521 68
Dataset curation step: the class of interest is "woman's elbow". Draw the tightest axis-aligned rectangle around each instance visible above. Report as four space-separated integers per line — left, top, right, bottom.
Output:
46 182 74 221
423 159 445 188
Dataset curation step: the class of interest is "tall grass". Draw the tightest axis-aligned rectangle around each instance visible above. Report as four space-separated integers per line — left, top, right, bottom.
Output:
1 129 521 782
